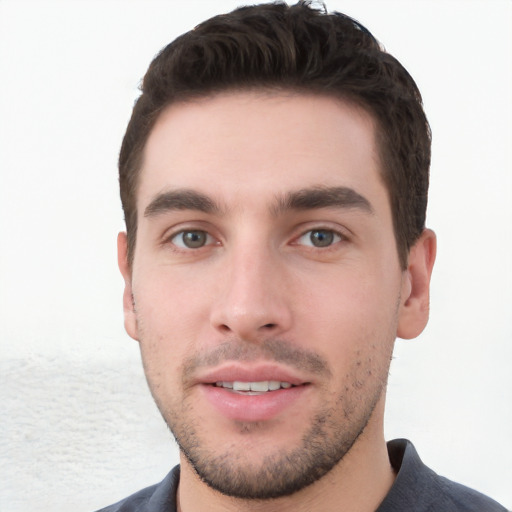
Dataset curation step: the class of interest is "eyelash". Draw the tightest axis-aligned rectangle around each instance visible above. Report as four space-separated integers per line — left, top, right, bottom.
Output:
294 228 345 249
168 230 216 250
165 226 347 253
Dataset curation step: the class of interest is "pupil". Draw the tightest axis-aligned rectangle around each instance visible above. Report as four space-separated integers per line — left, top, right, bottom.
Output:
311 230 333 247
184 231 206 248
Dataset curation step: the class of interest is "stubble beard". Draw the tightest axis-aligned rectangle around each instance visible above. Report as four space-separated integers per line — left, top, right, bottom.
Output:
168 385 384 500
144 337 390 500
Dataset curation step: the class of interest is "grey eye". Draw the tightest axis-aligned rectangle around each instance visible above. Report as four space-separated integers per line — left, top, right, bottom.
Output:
173 230 210 249
310 230 335 247
297 229 341 248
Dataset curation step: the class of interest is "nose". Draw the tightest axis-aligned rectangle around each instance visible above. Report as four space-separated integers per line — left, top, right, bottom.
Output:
210 244 293 342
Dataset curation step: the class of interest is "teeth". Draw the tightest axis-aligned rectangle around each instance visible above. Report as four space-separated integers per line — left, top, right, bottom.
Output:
215 381 293 392
234 381 251 391
216 381 233 389
249 381 268 392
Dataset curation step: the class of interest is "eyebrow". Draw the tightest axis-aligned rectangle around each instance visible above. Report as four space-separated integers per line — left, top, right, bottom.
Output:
144 189 221 217
272 186 373 215
143 185 373 219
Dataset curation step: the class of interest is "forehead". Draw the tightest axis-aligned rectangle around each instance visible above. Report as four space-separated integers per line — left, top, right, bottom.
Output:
138 91 384 213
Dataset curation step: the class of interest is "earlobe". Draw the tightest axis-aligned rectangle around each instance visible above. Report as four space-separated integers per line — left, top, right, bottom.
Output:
117 232 139 341
397 229 437 340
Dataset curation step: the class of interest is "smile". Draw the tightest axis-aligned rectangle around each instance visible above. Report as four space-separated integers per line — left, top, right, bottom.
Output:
202 379 309 421
215 381 294 393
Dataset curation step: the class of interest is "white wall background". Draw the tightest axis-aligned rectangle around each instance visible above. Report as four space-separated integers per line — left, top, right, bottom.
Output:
0 1 510 510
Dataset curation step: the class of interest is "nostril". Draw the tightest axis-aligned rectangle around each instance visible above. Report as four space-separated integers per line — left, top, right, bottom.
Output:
263 323 277 329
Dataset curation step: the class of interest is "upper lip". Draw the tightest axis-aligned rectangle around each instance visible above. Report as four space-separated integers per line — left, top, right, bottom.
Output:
195 363 308 386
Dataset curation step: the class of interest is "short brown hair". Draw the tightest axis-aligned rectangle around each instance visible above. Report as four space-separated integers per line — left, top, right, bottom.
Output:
119 1 431 269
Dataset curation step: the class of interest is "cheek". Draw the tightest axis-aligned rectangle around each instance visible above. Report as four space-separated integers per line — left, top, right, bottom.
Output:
133 270 211 369
299 266 399 365
136 263 210 322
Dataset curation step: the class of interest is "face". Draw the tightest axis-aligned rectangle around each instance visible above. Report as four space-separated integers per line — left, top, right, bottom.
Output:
119 92 429 499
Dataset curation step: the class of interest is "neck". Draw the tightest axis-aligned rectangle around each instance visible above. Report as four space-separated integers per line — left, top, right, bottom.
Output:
177 399 395 512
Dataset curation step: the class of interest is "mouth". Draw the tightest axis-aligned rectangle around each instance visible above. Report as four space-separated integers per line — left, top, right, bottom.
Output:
196 363 311 421
213 380 296 395
203 378 309 422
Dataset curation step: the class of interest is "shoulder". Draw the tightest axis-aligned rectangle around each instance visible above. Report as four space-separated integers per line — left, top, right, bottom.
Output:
433 474 508 512
380 439 507 512
93 466 180 512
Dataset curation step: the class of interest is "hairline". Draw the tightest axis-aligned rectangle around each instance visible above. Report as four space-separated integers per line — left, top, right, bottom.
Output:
125 86 406 269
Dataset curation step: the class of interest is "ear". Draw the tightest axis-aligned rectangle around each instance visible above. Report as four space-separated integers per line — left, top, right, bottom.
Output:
117 232 139 341
397 229 437 339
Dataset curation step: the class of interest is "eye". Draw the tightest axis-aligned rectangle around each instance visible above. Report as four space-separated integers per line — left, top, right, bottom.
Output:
296 229 342 248
171 230 213 249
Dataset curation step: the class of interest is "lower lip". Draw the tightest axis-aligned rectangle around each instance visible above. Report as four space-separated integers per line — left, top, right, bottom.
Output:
201 384 308 422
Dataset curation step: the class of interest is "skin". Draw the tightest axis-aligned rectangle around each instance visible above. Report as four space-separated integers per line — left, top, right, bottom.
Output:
118 91 436 512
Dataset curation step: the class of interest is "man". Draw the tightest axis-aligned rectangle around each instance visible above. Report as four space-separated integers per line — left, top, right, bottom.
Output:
97 2 507 511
